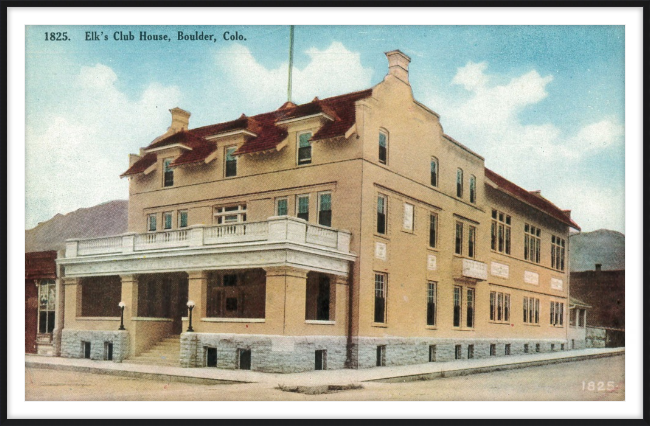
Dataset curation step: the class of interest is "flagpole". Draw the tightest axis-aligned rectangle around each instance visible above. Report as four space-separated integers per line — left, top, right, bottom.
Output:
288 25 294 103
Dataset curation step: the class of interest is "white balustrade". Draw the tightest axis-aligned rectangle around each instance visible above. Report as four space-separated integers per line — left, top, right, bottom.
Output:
65 217 349 258
306 224 338 248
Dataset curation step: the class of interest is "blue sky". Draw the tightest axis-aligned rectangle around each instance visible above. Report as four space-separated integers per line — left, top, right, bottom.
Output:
25 25 625 233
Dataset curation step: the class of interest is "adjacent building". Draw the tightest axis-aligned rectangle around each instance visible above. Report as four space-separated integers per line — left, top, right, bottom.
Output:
25 251 60 356
57 50 580 372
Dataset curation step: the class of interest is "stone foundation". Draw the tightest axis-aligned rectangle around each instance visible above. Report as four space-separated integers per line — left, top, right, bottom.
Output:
61 329 130 362
180 333 348 373
179 333 570 373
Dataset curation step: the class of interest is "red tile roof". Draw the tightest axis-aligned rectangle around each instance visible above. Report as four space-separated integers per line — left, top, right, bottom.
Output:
485 168 580 231
121 152 157 177
122 88 373 174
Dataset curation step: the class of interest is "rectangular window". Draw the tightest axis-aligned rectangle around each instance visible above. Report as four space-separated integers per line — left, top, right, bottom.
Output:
298 132 312 165
225 147 237 177
455 345 462 360
276 198 288 216
505 344 511 356
549 301 565 326
38 280 56 334
535 298 540 324
468 344 474 359
456 168 464 198
551 235 566 271
403 203 414 231
523 297 540 324
296 195 309 221
374 273 387 323
178 210 188 228
490 291 510 323
453 286 462 327
469 175 476 203
430 158 438 187
523 296 528 323
550 301 555 325
490 344 496 356
377 195 387 234
83 341 91 359
163 211 172 230
466 288 475 328
315 350 327 371
578 309 585 327
524 344 529 354
238 349 251 370
455 222 463 255
429 345 437 362
376 345 386 367
491 210 511 255
490 292 495 321
427 281 436 326
468 225 476 258
378 132 388 165
206 347 218 367
318 192 332 227
429 213 437 248
214 204 247 224
147 214 157 232
524 224 541 263
104 342 113 361
163 158 174 187
536 343 540 352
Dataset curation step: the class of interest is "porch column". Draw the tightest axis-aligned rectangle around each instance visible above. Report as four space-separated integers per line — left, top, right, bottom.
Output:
582 309 587 328
120 274 138 357
264 266 308 335
187 271 208 331
333 275 349 327
53 249 66 356
62 277 80 329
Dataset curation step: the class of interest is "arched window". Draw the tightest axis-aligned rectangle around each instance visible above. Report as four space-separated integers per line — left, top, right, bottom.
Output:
430 157 438 187
469 175 476 203
378 131 388 165
456 168 464 198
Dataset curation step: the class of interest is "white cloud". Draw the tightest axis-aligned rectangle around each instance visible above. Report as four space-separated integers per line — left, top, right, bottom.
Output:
25 64 181 229
216 41 373 108
428 61 625 232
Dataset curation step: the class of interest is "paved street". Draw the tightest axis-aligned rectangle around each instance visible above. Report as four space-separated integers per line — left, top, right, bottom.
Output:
25 354 624 401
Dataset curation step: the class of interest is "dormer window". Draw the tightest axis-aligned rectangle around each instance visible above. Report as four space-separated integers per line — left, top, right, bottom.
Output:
225 147 237 177
298 132 312 165
163 159 174 187
379 131 388 165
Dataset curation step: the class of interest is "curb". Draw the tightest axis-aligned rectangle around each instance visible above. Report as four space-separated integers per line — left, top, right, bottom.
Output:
25 361 248 386
370 350 625 383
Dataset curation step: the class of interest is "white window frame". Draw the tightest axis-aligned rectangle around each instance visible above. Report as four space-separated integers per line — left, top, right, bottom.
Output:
147 213 157 232
297 131 313 165
296 194 310 221
38 279 56 335
317 191 332 227
178 210 188 228
213 204 247 225
275 197 289 216
163 211 173 230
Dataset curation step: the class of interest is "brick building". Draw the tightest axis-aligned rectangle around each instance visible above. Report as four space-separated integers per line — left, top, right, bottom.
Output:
57 50 580 372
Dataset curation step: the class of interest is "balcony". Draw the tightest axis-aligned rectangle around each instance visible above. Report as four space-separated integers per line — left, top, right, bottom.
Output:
453 257 488 281
59 217 354 278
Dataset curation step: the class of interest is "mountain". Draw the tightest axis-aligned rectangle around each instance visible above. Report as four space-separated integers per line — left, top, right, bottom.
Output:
569 229 625 272
26 200 128 253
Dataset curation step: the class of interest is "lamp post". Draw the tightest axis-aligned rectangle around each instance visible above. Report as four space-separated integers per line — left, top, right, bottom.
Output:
186 300 195 332
118 301 126 330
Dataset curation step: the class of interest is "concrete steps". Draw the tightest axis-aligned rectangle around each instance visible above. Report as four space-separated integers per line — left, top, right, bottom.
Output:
126 335 181 367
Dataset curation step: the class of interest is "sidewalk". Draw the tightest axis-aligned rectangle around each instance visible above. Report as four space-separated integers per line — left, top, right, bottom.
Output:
26 347 624 388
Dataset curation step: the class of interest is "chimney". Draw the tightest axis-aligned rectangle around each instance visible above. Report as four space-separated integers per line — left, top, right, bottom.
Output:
168 107 191 133
595 264 602 272
385 50 411 84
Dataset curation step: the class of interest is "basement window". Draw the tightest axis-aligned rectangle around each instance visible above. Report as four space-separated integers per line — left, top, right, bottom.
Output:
206 347 218 367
